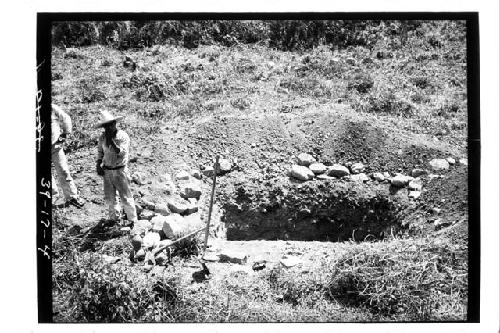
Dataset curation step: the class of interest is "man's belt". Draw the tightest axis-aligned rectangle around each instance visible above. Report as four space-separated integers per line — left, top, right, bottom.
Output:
103 165 125 170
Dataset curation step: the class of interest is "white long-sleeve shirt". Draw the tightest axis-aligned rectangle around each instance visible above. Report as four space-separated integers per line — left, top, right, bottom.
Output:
97 130 130 168
51 104 72 145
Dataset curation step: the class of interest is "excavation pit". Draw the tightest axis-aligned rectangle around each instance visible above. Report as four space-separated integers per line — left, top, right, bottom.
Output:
220 179 409 242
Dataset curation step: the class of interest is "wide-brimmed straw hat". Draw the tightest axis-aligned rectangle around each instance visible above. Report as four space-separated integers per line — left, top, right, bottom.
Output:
95 110 124 128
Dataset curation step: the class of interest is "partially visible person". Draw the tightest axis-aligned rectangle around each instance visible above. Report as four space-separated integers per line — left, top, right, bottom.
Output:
51 104 85 208
95 110 137 224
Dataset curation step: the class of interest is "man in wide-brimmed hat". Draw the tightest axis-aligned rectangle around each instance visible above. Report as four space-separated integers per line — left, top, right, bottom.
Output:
95 110 137 223
51 104 85 208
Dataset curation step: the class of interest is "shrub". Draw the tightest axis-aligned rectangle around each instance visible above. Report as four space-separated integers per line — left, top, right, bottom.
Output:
347 73 374 94
326 237 467 320
53 252 181 322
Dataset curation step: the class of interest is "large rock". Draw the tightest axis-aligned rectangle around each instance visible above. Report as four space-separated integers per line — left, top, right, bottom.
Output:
185 200 199 215
446 157 456 165
327 164 350 178
167 198 189 214
429 159 450 171
179 181 202 200
297 153 316 166
350 162 365 174
459 158 468 166
290 165 314 181
135 248 146 261
175 170 190 181
162 213 204 239
143 232 161 249
219 250 248 264
350 173 369 182
309 162 327 174
391 174 411 188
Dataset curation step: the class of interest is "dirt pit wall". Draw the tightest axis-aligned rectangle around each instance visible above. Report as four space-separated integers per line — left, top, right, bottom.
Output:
219 178 410 242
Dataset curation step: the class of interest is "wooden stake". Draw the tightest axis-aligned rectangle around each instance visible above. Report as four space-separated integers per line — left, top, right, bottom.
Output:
203 155 219 254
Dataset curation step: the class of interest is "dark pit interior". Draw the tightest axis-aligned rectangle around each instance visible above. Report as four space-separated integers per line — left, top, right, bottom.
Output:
220 180 408 242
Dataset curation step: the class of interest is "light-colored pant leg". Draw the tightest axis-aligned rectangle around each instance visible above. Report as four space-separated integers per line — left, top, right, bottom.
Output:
52 145 78 200
114 167 137 222
52 174 60 198
103 170 121 220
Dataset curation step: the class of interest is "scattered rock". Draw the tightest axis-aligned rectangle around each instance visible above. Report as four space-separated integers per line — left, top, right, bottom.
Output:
327 164 350 178
372 172 385 182
432 207 442 214
350 173 369 182
280 256 303 268
161 214 185 238
350 162 365 174
297 153 316 166
140 210 155 220
408 179 423 191
391 174 410 188
345 57 356 65
429 159 450 171
185 200 199 214
252 260 267 271
202 253 220 262
218 159 232 174
135 248 146 261
175 170 190 181
131 234 143 251
167 198 189 214
316 174 335 180
383 171 391 179
191 170 202 179
459 158 468 166
408 191 421 199
179 181 202 200
151 215 167 233
290 165 315 181
143 232 161 249
102 255 121 264
446 157 456 165
433 218 451 230
141 199 156 211
219 250 248 264
131 220 152 236
411 169 428 177
131 172 147 185
202 165 215 177
309 162 327 174
155 252 169 266
154 203 170 216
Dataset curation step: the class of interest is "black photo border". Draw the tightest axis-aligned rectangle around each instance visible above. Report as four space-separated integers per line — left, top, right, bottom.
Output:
36 12 480 323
